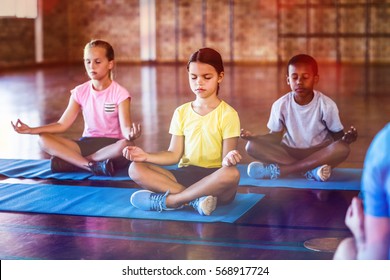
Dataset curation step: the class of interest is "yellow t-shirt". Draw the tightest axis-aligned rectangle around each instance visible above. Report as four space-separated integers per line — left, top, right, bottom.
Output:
169 100 240 168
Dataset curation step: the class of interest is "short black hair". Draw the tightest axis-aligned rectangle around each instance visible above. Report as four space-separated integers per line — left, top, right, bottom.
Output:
287 54 318 76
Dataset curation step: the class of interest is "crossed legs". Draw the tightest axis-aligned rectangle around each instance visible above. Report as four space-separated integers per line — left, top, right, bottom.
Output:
128 162 240 208
39 133 130 171
245 135 351 178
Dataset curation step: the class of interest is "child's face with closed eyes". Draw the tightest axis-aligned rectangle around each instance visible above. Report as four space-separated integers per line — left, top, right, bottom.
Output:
188 62 224 99
84 46 113 81
287 63 319 99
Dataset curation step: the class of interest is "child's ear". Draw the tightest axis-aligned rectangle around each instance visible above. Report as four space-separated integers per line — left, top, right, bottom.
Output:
314 75 319 84
108 60 115 70
286 75 290 85
218 71 225 83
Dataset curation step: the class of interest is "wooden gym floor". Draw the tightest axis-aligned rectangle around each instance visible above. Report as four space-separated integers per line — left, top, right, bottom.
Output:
0 63 389 260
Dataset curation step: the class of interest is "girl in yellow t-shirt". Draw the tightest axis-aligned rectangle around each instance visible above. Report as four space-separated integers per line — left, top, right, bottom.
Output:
123 47 241 216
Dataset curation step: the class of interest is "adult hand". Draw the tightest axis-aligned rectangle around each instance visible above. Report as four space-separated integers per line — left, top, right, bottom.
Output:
345 197 365 242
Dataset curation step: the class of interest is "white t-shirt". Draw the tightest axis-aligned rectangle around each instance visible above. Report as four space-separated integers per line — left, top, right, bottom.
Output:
267 90 344 149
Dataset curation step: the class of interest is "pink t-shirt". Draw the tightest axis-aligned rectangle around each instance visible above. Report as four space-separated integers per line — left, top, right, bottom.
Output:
71 80 131 138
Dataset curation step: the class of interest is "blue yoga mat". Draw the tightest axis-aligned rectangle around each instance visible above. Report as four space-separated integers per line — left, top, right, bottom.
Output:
0 183 264 223
88 163 178 181
0 159 91 180
0 159 361 190
0 158 175 181
237 165 362 190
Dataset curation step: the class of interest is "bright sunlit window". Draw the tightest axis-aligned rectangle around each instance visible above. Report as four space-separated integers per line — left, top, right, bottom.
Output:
0 0 37 18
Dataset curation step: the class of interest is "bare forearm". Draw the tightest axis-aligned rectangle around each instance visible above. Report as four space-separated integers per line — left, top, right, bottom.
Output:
30 123 68 134
145 151 181 166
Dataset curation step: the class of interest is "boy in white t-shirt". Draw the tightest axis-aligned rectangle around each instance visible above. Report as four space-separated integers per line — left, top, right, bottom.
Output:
241 54 357 182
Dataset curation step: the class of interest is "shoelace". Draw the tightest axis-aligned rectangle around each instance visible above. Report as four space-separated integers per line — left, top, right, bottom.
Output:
149 191 169 212
305 170 315 180
189 198 199 209
268 164 280 180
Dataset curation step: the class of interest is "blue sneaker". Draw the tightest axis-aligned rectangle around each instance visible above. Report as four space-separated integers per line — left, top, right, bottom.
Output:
305 165 331 182
247 161 280 179
189 196 217 216
130 190 180 212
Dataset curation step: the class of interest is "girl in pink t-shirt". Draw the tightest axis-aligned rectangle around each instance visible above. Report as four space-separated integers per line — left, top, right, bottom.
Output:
12 40 140 176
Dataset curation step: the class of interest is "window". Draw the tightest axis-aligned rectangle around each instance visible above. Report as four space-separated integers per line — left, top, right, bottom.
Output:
0 0 38 18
